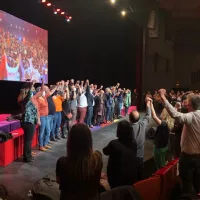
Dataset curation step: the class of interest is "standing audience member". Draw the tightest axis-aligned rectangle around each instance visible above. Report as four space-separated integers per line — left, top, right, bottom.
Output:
158 89 200 199
56 124 103 200
150 101 169 169
103 120 137 188
129 97 151 181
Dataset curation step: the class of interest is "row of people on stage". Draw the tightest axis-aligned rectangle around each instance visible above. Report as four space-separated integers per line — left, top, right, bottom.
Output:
17 79 134 162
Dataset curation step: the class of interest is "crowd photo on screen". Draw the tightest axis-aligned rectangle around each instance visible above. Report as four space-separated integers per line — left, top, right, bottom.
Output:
0 10 48 83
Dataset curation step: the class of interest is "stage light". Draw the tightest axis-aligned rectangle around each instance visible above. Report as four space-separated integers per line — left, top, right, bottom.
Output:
56 8 60 12
41 0 46 3
110 0 116 4
121 10 126 16
47 3 51 6
61 12 65 15
54 11 57 14
69 16 72 19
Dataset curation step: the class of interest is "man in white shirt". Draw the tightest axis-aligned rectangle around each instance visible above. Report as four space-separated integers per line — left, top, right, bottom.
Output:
158 89 200 198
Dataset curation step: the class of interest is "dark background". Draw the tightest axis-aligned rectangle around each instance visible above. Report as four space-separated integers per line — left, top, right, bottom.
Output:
0 0 140 113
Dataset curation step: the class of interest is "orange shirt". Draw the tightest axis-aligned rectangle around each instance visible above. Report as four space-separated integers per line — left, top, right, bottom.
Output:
37 96 49 116
52 95 64 112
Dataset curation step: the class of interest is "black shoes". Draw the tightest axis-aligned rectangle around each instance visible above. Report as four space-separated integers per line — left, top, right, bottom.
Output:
62 135 67 139
55 136 61 140
23 158 34 163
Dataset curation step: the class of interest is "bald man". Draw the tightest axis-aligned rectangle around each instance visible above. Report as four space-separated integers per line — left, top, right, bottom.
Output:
129 97 151 180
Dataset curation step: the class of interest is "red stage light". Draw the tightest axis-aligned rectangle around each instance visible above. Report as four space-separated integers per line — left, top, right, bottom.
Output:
57 8 60 12
47 3 52 6
61 12 65 15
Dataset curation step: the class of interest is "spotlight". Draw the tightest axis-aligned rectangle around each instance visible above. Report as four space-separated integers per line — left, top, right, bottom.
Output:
47 3 51 6
61 12 65 15
121 10 126 16
69 16 72 19
110 0 116 4
67 19 70 22
56 8 60 12
54 11 57 14
41 0 46 3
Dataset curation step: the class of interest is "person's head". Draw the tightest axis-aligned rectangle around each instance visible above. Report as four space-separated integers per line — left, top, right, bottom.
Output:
187 94 200 112
129 110 140 123
70 79 74 85
175 102 182 111
67 124 92 160
117 120 133 140
133 89 136 93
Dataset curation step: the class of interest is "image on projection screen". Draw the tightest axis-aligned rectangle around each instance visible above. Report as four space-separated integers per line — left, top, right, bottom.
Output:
0 10 48 83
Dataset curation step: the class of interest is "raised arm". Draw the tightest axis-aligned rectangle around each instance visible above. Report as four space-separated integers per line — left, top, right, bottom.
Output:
158 89 192 125
141 97 152 126
150 101 162 125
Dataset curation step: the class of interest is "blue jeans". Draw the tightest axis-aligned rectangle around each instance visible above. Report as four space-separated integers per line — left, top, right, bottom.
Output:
48 115 54 142
52 112 62 138
119 102 123 115
86 106 93 126
39 116 50 147
106 106 111 121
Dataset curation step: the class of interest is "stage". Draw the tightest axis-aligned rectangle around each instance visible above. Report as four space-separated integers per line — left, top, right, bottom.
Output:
0 113 156 198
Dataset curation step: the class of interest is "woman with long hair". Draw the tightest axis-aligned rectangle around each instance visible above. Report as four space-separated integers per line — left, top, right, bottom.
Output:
56 123 103 200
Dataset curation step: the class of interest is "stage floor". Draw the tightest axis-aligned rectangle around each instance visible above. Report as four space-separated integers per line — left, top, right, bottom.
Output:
0 114 155 198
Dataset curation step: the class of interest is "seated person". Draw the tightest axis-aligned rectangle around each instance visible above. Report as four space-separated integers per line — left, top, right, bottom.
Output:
103 120 137 188
56 123 103 200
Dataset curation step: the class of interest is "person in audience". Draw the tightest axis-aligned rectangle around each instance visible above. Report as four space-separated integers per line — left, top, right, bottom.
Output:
56 123 103 200
103 120 137 188
171 102 183 158
150 101 169 169
36 86 52 151
18 80 44 162
129 97 151 181
158 89 200 199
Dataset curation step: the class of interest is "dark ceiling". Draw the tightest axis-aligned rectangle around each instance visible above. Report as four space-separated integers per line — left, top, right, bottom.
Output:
160 0 200 19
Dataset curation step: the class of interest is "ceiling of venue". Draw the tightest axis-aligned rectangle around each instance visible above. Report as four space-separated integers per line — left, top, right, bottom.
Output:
159 0 200 19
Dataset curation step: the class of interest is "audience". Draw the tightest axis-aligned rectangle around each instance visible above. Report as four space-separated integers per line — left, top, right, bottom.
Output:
103 120 137 188
56 124 103 200
150 100 169 169
18 79 200 199
158 89 200 199
129 97 151 181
